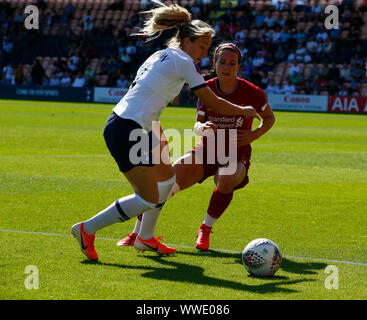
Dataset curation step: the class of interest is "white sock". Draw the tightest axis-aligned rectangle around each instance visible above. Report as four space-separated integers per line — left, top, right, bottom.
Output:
203 213 217 228
83 194 154 235
138 207 162 240
133 182 180 237
133 218 141 235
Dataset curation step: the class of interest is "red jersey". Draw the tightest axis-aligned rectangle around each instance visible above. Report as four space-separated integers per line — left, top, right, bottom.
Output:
197 77 268 159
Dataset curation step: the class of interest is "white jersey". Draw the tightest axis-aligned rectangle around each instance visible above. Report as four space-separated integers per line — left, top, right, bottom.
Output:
113 47 207 131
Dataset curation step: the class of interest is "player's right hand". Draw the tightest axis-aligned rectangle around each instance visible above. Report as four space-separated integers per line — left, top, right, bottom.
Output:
241 106 261 120
202 121 217 132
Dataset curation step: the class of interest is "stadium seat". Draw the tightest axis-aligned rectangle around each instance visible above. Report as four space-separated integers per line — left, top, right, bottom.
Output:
96 11 105 20
75 0 86 10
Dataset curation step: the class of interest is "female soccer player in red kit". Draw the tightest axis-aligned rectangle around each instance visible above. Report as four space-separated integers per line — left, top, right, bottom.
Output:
118 42 275 251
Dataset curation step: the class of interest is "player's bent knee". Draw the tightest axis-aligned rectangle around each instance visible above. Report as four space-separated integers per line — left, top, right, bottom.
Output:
217 177 238 193
157 174 176 205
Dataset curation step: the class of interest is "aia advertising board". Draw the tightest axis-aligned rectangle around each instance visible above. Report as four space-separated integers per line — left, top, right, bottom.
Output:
267 94 367 114
328 96 367 114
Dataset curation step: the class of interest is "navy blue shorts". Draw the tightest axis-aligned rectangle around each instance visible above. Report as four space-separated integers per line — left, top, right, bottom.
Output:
103 112 156 173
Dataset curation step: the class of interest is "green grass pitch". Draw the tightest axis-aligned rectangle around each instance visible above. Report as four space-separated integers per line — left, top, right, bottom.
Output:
1 99 366 300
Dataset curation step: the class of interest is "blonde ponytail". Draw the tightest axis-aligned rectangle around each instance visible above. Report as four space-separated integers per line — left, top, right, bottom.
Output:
133 1 191 41
133 1 215 46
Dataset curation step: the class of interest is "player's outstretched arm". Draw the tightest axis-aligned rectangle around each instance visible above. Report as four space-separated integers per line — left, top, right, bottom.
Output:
237 104 275 146
194 86 260 119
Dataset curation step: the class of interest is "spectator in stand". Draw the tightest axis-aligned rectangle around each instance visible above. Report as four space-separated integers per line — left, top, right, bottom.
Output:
293 27 307 44
264 12 276 29
117 74 129 89
279 26 291 45
83 10 94 27
188 1 199 18
303 51 312 63
125 40 137 56
49 74 60 86
234 28 246 44
311 0 322 14
84 74 94 88
2 63 13 84
289 69 303 86
315 37 324 62
238 43 248 57
279 79 296 94
287 49 296 63
13 8 24 25
316 28 328 42
31 59 45 86
242 58 254 79
2 36 14 63
60 72 72 87
327 79 339 96
83 17 94 33
272 27 281 45
200 55 211 69
265 79 281 94
68 55 79 72
294 0 306 12
327 63 340 82
252 52 265 69
255 10 266 29
61 0 75 22
274 45 287 63
14 63 24 85
272 0 289 11
322 38 334 57
295 43 307 62
338 83 349 96
353 62 366 82
84 65 95 82
306 36 318 57
119 49 131 65
72 72 86 87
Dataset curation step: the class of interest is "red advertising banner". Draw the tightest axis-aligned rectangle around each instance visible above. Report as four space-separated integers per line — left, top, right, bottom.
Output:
328 96 367 114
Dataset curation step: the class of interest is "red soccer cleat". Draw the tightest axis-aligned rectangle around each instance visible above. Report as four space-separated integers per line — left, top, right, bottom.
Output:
71 222 98 261
116 233 137 247
195 223 212 251
134 236 176 255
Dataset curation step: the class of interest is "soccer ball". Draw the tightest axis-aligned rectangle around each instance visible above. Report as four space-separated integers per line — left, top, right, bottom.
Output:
242 238 282 276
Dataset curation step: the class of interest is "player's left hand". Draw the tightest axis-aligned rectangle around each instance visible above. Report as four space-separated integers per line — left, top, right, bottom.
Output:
235 129 259 146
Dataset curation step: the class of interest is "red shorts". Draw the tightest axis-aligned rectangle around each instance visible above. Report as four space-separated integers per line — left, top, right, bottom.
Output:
191 141 251 191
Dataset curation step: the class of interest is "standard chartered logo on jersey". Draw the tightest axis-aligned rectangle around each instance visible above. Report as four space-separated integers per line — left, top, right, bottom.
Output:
235 118 243 128
128 121 238 175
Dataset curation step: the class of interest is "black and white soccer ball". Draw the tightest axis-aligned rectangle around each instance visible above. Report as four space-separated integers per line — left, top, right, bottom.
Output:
242 238 282 276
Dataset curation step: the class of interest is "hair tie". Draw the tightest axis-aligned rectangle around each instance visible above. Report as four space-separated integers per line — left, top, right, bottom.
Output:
215 45 242 61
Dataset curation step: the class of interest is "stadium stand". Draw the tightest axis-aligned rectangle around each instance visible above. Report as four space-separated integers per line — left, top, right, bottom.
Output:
0 0 366 96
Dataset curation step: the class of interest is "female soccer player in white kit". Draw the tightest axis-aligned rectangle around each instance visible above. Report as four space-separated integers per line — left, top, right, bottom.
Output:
71 2 259 260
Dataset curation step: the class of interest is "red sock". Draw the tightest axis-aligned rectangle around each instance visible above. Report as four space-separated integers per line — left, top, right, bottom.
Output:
207 187 233 219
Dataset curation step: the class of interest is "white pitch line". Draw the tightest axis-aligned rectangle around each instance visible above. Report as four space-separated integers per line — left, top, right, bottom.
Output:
1 228 367 267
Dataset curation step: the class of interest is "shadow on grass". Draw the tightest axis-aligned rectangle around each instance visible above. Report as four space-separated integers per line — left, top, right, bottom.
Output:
177 249 328 275
81 250 318 294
